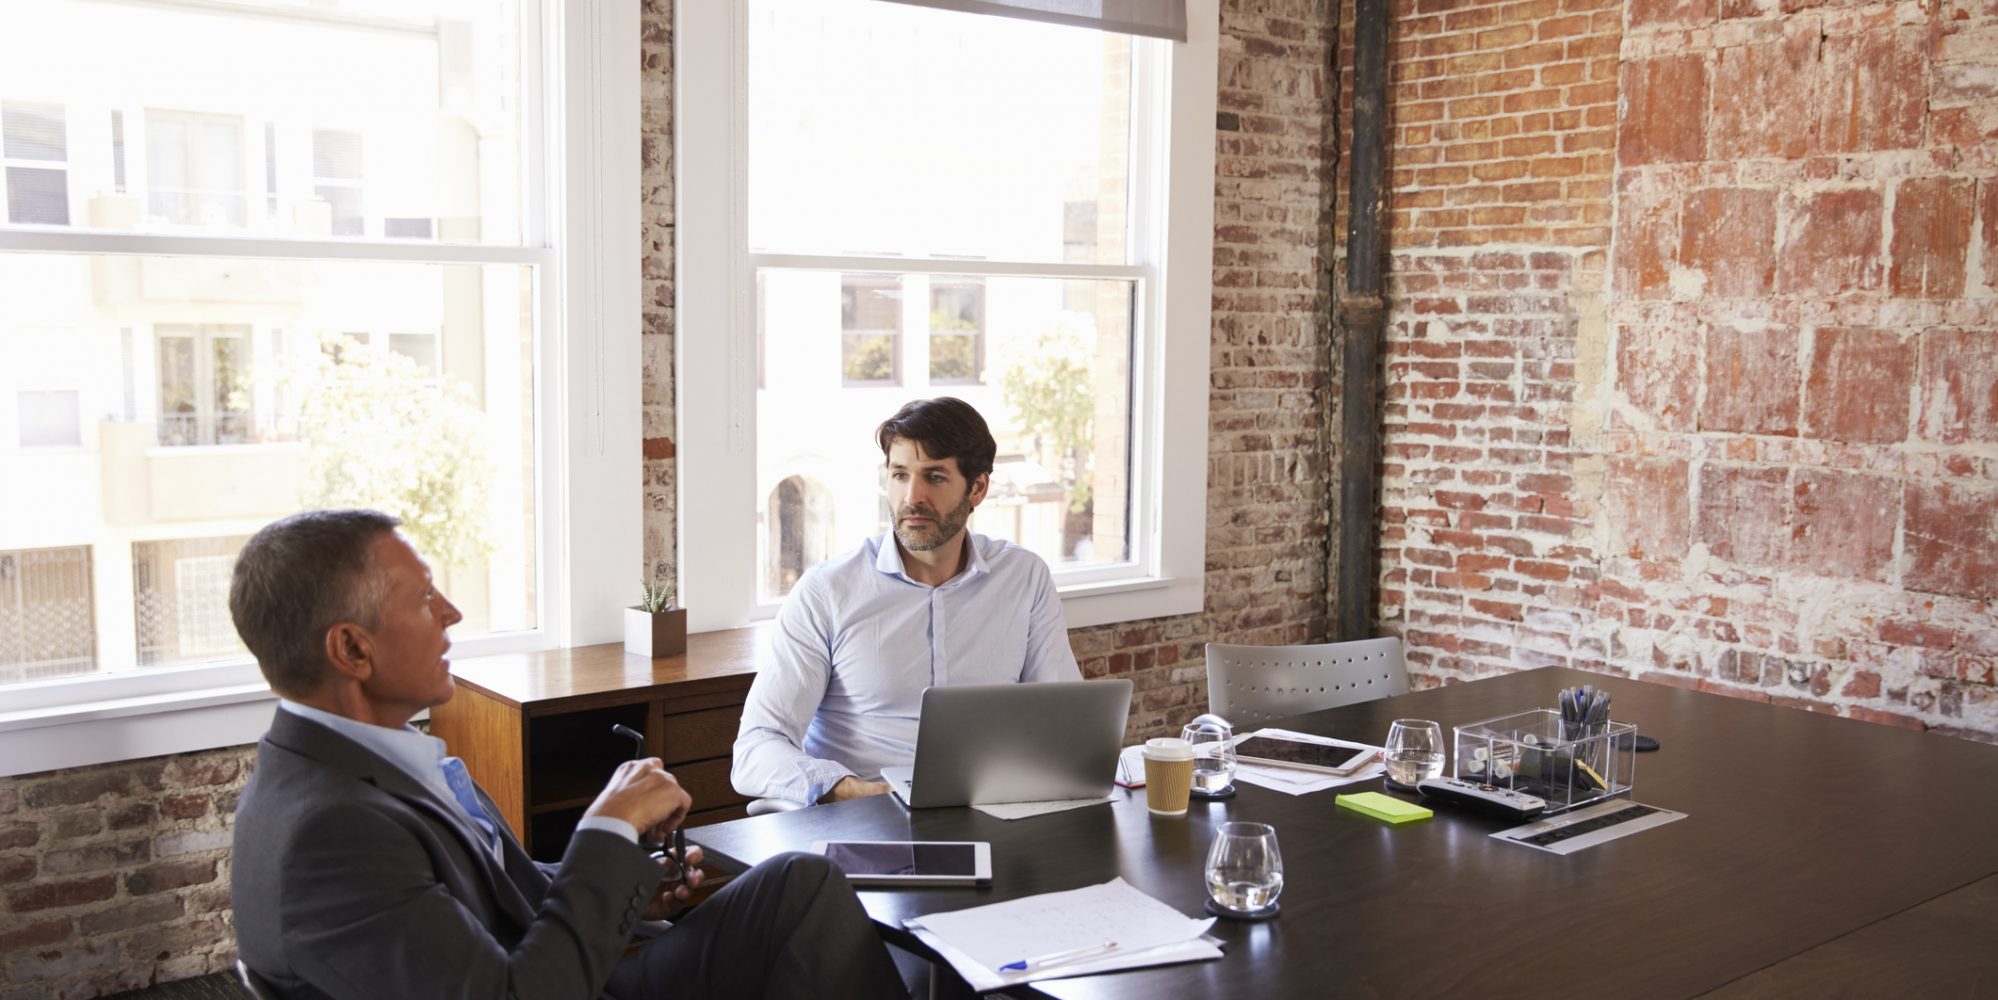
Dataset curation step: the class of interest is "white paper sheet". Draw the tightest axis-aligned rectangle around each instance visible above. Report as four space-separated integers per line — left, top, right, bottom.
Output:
971 794 1114 820
903 877 1218 988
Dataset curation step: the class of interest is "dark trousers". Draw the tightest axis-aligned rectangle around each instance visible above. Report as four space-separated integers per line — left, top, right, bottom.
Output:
605 852 905 1000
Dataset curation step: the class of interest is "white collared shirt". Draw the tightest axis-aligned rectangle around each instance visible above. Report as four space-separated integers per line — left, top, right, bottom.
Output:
277 701 635 853
731 530 1082 805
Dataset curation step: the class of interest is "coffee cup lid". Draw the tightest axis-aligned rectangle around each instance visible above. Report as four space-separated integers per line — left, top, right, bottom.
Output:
1144 737 1195 761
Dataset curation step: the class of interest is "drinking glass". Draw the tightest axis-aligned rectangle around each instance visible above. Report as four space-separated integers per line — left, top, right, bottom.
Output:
1205 821 1283 917
1384 718 1445 789
1181 714 1236 798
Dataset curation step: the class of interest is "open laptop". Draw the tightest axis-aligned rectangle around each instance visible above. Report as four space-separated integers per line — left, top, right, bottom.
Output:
879 679 1133 808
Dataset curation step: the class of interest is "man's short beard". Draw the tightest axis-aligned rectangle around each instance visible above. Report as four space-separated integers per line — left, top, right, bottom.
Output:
894 493 975 552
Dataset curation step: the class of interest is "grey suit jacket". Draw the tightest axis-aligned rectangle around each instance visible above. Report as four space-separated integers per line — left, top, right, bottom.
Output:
232 708 662 999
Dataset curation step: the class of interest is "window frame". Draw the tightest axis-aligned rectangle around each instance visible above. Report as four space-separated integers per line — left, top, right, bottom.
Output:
0 0 642 777
677 0 1214 632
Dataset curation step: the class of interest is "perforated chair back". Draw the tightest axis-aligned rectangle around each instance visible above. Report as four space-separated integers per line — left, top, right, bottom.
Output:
1205 637 1410 724
236 960 283 1000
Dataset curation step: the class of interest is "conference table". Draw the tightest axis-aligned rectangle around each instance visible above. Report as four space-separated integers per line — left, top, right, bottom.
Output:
688 666 1998 998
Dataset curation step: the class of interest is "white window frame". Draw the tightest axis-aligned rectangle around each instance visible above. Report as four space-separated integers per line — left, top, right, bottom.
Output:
0 0 641 777
677 0 1215 632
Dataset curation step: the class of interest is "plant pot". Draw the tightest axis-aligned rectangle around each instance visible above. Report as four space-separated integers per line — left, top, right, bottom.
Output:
624 606 687 658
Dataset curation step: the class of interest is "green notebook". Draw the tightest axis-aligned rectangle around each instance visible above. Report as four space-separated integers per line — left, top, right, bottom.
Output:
1336 791 1433 824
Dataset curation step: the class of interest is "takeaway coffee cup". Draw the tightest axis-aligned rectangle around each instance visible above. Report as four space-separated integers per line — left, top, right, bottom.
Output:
1144 737 1197 816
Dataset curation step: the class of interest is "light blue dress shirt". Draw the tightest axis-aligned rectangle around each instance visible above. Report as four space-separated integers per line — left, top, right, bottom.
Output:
731 530 1082 805
277 701 636 852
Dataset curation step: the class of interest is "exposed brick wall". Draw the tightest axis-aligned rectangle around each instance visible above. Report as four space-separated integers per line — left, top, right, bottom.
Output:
0 748 250 998
1372 0 1998 741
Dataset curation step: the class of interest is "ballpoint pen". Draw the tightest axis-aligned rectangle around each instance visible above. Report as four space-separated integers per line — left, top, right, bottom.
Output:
998 941 1118 973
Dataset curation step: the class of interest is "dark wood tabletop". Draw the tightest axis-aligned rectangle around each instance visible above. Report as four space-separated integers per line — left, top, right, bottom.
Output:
686 666 1998 998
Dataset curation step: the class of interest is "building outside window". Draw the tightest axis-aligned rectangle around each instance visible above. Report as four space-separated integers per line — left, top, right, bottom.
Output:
155 324 254 446
928 278 983 384
839 274 901 386
2 100 71 225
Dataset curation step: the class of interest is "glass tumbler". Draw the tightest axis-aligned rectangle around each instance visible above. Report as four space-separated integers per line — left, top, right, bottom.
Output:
1384 718 1446 789
1181 714 1237 798
1205 821 1283 917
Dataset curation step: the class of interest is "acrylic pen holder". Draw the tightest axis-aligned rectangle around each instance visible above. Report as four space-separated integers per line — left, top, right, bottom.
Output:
1454 709 1637 814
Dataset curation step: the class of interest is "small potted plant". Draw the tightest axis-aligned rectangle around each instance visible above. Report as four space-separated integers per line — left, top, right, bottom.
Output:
624 579 686 658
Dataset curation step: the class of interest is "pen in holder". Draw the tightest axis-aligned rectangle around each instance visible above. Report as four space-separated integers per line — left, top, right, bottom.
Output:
1456 703 1637 815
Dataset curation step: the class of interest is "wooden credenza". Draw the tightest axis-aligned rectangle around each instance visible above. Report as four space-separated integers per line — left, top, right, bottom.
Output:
429 625 769 860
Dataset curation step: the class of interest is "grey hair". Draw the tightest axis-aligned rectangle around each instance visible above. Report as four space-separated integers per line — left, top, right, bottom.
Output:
228 509 402 698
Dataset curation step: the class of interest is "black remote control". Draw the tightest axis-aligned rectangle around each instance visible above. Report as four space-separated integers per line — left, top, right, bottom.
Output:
1415 777 1546 821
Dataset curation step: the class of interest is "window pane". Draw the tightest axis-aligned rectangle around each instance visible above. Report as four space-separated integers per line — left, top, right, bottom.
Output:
17 390 82 447
0 546 95 685
5 166 69 225
929 279 984 384
747 0 1132 263
2 0 522 243
840 275 901 386
757 268 1132 603
2 101 66 161
0 251 540 682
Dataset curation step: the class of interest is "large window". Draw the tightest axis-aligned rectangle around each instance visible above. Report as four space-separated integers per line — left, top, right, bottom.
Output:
679 0 1215 630
0 0 640 776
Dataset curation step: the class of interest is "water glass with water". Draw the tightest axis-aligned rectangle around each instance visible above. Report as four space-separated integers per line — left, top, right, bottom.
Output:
1180 714 1236 798
1205 821 1283 916
1384 718 1445 789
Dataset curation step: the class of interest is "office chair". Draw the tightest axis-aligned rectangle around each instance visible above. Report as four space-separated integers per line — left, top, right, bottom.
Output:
1205 637 1410 724
236 960 282 1000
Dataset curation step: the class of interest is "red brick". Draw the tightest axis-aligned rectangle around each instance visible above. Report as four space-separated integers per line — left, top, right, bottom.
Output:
124 858 218 896
0 854 34 885
1842 670 1882 699
1680 188 1777 298
1614 190 1676 299
77 895 185 936
1985 180 1998 291
1789 470 1899 581
1803 328 1914 444
1818 28 1927 153
0 820 36 850
1606 456 1691 560
1846 706 1926 731
1628 0 1713 26
1777 189 1883 295
0 917 71 953
5 874 117 912
1616 324 1699 431
1710 34 1817 160
1916 329 1998 445
1619 55 1708 165
1696 463 1789 567
1903 481 1998 601
1702 325 1798 435
1890 177 1975 298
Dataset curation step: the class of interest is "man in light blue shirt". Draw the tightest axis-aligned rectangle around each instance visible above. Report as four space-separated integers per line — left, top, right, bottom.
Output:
732 397 1083 806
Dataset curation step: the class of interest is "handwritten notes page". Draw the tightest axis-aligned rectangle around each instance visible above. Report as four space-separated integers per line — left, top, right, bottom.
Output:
904 877 1219 989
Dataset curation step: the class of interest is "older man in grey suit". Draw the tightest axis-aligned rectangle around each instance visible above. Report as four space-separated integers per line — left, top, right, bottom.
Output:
228 509 903 999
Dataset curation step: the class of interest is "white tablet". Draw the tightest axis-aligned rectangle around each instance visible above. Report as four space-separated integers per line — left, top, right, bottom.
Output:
812 840 993 886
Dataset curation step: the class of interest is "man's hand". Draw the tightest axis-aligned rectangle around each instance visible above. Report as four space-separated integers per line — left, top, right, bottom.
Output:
585 758 691 843
817 776 892 804
642 844 705 920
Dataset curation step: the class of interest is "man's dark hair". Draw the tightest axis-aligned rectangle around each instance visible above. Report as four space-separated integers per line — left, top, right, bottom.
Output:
228 509 402 699
875 397 997 482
